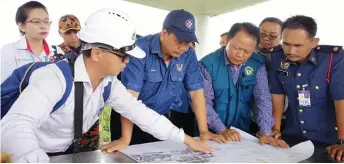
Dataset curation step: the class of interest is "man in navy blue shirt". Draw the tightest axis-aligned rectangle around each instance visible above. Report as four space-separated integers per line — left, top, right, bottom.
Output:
269 15 344 162
119 9 223 145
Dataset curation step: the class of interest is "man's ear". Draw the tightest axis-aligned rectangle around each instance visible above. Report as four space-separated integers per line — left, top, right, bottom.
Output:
90 47 101 62
312 38 320 48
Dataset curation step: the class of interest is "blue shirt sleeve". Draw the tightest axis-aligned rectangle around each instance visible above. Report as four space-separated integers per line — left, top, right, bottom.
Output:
121 56 145 92
329 51 344 100
183 50 204 92
269 54 285 94
253 66 274 134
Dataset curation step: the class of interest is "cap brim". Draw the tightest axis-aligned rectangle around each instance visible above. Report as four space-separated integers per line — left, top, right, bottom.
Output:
171 29 198 43
126 46 146 58
59 27 81 33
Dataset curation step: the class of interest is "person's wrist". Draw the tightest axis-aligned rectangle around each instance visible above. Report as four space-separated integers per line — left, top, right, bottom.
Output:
272 125 281 131
256 131 270 138
337 139 344 145
120 135 131 144
184 135 192 146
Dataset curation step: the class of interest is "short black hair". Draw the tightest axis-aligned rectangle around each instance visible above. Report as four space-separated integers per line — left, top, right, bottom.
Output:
16 1 48 35
259 17 283 27
228 22 260 44
81 49 92 57
220 32 228 37
282 15 317 38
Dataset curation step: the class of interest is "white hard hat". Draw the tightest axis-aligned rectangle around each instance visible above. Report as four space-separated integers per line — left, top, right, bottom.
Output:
77 8 145 58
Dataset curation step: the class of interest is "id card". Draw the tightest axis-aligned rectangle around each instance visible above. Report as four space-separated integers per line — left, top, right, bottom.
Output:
298 90 311 107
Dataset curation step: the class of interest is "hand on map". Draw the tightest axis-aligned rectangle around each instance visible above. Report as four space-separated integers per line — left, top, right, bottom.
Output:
200 131 228 144
326 144 344 162
100 137 130 153
220 129 241 142
258 134 289 148
184 135 214 153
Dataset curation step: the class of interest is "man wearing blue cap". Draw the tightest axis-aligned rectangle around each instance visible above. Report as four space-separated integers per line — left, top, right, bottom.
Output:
116 9 224 146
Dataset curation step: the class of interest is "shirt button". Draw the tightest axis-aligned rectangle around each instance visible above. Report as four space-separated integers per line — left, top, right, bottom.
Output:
303 131 307 134
300 121 304 124
299 109 303 113
282 81 285 84
315 86 319 90
297 73 302 77
335 127 338 131
296 85 300 89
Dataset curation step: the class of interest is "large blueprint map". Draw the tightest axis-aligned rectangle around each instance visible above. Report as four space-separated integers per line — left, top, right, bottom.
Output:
120 128 314 163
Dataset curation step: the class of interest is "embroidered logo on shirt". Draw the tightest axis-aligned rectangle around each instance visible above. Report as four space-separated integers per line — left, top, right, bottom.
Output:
150 69 157 72
176 64 183 72
244 66 254 76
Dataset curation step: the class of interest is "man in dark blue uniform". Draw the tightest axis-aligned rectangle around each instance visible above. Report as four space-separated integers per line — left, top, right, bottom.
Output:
119 9 222 145
269 15 344 162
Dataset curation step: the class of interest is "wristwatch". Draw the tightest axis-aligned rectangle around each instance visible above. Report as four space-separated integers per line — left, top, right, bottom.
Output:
256 131 270 138
337 139 344 145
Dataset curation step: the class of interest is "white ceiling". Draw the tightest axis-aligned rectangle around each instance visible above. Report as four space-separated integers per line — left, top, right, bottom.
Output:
124 0 269 16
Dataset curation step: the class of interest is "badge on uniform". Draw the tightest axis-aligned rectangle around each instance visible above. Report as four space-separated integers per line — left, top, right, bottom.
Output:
277 69 288 76
176 64 183 72
298 84 311 107
244 66 254 76
280 61 290 69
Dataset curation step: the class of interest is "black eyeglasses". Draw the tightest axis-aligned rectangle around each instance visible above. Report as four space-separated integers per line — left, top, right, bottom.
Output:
260 33 279 40
24 19 52 26
100 48 129 62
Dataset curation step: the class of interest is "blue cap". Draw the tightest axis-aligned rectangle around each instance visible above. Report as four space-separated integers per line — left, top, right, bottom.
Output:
163 9 198 43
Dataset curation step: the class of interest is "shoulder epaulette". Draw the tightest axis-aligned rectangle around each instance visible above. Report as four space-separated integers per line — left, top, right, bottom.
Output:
269 45 283 53
314 45 342 53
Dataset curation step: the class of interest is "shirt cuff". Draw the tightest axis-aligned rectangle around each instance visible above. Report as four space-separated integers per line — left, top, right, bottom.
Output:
259 126 272 135
186 83 204 92
213 124 227 134
125 82 142 93
169 128 185 143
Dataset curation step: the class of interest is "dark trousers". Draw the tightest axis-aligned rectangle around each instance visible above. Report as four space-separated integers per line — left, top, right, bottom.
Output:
111 106 196 145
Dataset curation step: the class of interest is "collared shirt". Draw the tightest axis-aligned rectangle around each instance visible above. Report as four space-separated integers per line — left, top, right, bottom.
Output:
200 52 274 134
121 33 204 114
1 55 185 162
1 36 64 83
270 49 344 144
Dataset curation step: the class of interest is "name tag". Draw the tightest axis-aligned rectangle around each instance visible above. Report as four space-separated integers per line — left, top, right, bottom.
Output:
298 90 311 107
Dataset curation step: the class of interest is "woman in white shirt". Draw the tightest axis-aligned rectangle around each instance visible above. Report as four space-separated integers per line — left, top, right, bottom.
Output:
0 1 63 83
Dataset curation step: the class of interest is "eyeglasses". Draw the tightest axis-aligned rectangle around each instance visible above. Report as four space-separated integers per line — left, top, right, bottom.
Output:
100 48 129 62
260 33 279 40
24 19 52 26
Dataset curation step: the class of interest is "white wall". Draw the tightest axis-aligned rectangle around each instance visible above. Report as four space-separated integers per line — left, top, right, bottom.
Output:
0 0 168 47
205 0 344 57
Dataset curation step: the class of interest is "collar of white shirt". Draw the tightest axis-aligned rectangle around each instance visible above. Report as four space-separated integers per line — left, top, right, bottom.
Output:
74 55 112 85
16 36 29 50
16 35 54 53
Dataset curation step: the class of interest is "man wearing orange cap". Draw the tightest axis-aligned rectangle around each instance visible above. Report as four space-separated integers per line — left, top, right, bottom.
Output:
58 14 82 58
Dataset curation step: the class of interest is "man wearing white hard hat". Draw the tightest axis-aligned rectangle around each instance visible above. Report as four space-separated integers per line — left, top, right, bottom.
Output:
1 8 213 163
